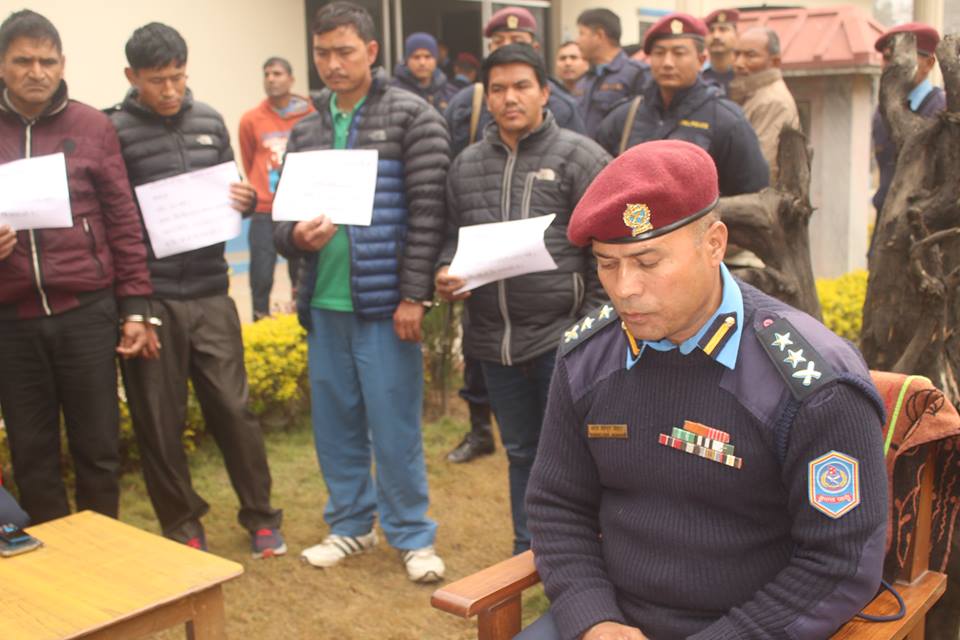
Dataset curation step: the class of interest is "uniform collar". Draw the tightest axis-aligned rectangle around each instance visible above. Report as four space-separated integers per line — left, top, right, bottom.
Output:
625 264 744 370
595 49 628 76
909 79 934 111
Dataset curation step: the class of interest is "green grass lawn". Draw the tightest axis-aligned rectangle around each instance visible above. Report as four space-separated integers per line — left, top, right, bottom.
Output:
119 412 548 639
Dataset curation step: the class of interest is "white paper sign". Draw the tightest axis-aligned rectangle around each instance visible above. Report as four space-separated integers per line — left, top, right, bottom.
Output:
134 162 241 259
448 214 559 293
0 153 72 230
272 149 378 226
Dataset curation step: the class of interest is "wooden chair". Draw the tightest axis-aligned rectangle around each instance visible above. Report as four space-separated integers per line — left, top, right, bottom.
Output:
432 372 956 640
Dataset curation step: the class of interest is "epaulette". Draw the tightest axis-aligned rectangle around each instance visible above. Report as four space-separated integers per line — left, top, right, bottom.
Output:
559 302 618 356
756 317 837 401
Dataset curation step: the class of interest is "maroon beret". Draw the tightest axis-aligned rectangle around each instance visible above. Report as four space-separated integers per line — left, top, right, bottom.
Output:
484 7 537 38
875 22 940 56
455 52 480 69
704 8 741 27
568 140 719 247
643 12 709 55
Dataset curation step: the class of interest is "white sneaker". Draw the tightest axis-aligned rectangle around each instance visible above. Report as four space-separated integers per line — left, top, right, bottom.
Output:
301 531 377 568
401 546 445 583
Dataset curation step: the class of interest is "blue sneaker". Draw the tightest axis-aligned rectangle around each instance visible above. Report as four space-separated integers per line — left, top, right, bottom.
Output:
252 528 287 559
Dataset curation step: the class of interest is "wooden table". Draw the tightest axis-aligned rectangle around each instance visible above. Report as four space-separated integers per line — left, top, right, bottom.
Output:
0 511 244 639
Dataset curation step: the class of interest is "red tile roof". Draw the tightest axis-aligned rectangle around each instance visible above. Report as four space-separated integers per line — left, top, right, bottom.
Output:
737 5 885 71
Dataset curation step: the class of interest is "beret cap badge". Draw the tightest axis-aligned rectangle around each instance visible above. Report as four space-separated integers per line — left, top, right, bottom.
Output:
670 19 684 34
718 12 727 22
506 14 519 29
623 204 653 237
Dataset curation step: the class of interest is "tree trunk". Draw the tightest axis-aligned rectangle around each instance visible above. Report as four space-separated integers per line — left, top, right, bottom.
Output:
718 126 822 319
860 33 960 403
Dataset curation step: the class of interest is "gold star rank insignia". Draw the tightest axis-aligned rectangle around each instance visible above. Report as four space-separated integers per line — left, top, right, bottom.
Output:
792 361 822 387
581 316 595 332
623 203 653 237
559 303 620 356
670 19 684 34
771 332 793 351
784 349 807 368
564 326 579 343
598 304 613 320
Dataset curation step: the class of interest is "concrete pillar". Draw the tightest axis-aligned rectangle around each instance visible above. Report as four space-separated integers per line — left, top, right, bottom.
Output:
913 0 944 33
807 74 873 277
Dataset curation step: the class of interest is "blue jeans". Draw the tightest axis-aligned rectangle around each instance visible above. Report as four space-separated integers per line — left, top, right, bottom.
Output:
306 308 436 550
514 610 559 639
249 214 299 317
481 349 557 554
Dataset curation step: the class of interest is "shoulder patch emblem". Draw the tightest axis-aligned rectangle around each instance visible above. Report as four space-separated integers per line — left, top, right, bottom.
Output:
560 303 618 356
808 451 860 518
756 317 836 400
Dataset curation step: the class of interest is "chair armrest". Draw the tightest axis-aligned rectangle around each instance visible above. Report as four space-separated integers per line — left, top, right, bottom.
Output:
431 550 541 618
831 571 947 639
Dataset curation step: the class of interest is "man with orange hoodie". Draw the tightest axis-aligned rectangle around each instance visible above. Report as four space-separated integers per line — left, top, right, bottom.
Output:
239 57 314 320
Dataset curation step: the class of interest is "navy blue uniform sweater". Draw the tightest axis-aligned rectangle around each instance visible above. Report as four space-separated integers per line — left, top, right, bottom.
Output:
526 281 887 639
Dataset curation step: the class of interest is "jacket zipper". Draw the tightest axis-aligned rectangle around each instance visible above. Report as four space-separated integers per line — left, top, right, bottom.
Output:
520 171 537 220
82 217 105 278
497 148 518 366
25 123 53 316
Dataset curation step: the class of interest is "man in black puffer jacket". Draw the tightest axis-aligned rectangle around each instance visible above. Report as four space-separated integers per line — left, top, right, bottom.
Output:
108 23 284 558
273 2 449 583
435 44 610 555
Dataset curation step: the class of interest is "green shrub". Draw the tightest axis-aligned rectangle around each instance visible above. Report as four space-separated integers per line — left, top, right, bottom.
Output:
816 269 868 344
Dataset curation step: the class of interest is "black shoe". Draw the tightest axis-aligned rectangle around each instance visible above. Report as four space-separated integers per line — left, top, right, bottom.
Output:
446 432 495 463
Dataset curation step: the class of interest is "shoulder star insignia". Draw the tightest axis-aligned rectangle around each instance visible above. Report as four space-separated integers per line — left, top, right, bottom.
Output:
564 326 580 343
598 304 613 320
784 349 806 369
771 332 793 351
792 361 822 386
581 316 595 331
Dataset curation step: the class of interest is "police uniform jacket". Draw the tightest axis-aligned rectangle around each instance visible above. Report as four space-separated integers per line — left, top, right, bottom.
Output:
574 50 649 139
438 112 610 365
701 63 735 95
526 270 887 640
595 78 769 196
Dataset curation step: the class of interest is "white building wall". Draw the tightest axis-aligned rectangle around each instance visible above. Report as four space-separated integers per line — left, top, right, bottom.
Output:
11 0 309 169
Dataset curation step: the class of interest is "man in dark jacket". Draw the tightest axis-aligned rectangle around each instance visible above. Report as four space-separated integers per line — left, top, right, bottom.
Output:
870 22 946 256
575 8 650 139
435 45 609 555
444 7 585 156
0 10 152 525
390 32 458 113
596 13 768 197
108 22 284 558
273 2 448 583
701 8 739 94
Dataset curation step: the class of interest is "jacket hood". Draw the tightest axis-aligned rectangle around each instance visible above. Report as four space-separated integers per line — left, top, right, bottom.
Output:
258 95 312 120
727 68 784 105
0 79 70 121
120 86 195 119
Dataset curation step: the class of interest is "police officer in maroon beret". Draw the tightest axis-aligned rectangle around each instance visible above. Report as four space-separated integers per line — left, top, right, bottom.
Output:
519 140 887 639
870 22 946 255
702 8 740 94
595 13 769 197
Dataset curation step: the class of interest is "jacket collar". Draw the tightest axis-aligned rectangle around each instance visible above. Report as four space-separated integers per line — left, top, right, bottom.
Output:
648 77 714 114
0 79 70 122
121 86 195 120
482 109 558 150
592 49 629 77
727 68 783 104
313 66 390 113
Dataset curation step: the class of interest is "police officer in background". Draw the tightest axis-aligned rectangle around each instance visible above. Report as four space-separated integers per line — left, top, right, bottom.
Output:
574 8 649 139
701 8 740 94
596 13 768 197
519 140 887 640
444 6 584 156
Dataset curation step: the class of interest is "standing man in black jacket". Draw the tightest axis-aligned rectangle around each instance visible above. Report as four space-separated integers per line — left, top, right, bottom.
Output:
435 45 609 555
596 13 768 197
108 23 284 558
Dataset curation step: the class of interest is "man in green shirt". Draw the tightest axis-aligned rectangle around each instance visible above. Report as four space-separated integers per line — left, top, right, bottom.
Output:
275 1 450 583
